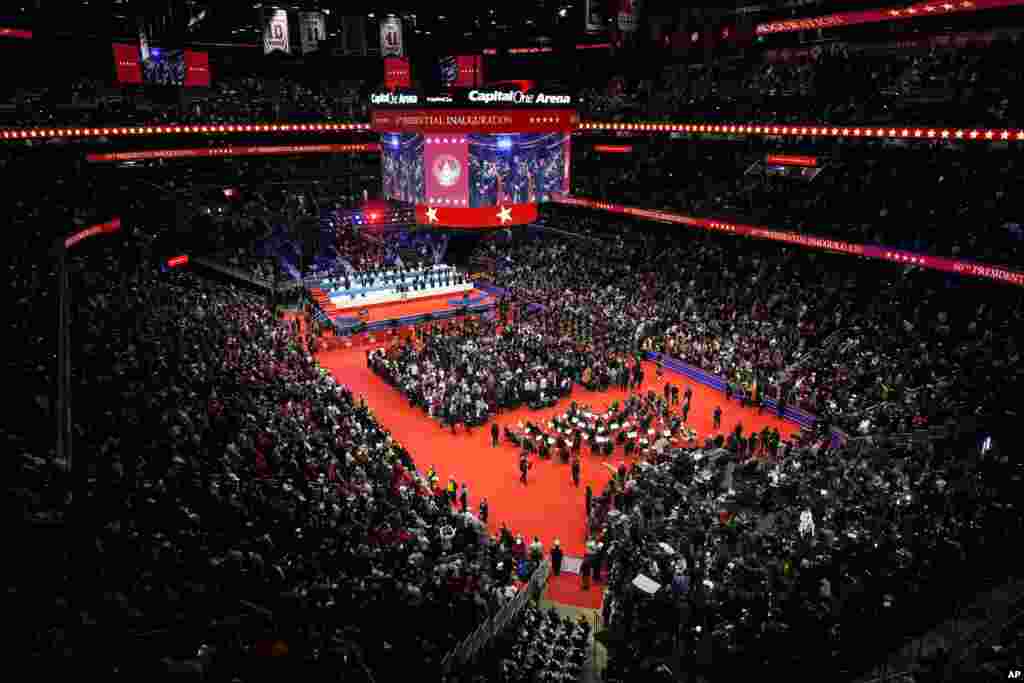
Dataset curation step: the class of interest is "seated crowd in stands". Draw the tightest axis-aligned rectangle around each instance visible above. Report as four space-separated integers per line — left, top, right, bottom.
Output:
573 140 1024 271
583 38 1024 128
10 234 553 679
592 414 1018 681
487 211 1022 440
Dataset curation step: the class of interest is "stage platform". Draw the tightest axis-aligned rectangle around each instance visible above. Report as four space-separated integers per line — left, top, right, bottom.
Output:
320 288 497 339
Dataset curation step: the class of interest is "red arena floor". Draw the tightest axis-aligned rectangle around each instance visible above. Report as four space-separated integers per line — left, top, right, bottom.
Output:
316 348 798 608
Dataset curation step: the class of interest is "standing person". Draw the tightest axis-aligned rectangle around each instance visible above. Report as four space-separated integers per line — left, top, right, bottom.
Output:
713 406 722 430
519 453 530 485
460 483 469 513
725 380 733 402
585 484 593 519
491 422 500 447
447 476 458 505
581 556 591 590
663 381 671 403
671 384 680 405
571 455 581 487
551 540 564 576
479 497 489 524
682 397 691 423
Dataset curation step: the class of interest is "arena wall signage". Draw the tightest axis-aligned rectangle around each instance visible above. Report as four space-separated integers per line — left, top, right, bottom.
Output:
85 144 380 162
371 110 577 134
766 154 817 167
370 89 573 109
755 0 1024 36
552 195 1024 287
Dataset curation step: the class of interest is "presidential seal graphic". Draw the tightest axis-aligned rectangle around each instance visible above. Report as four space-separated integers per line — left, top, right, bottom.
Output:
433 154 462 187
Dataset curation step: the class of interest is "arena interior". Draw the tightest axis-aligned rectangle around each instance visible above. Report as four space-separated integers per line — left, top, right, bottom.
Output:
6 2 1024 682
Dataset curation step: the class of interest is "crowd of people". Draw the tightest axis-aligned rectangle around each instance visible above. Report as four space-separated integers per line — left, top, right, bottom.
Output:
495 211 1022 440
590 413 1017 681
2 75 366 129
10 229 558 679
584 37 1024 128
573 139 1024 271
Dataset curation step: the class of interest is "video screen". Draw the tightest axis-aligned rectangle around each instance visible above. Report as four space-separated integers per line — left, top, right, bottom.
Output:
381 134 425 204
469 134 570 207
141 48 186 86
381 133 571 207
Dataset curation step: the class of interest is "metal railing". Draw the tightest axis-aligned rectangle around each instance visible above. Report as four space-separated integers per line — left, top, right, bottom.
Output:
440 560 551 678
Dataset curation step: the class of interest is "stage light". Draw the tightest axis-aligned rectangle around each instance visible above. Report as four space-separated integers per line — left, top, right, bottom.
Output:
498 137 513 151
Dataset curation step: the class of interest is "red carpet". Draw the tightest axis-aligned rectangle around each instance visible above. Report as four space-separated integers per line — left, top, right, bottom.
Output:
544 572 605 610
316 348 798 608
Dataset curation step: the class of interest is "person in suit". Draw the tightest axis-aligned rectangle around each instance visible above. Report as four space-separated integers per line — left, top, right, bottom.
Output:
491 422 500 447
571 455 581 487
551 540 564 576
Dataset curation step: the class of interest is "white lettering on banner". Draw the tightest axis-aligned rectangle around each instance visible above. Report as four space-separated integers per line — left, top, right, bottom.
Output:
371 92 419 105
467 90 571 105
264 8 291 54
380 17 403 57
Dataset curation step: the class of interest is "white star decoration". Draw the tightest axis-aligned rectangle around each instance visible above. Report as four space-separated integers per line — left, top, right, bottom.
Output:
497 206 513 224
426 207 438 223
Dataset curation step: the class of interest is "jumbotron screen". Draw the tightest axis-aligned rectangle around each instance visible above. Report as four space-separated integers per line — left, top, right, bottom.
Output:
381 133 571 206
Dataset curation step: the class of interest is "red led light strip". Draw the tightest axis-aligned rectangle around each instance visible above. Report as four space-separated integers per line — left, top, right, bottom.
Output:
0 27 32 39
4 120 1024 144
64 218 122 249
86 144 380 162
756 0 1024 36
1 122 371 141
577 122 1024 142
551 196 1024 287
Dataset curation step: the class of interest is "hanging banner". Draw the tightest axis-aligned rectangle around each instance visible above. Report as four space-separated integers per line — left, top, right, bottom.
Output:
585 0 605 32
112 43 143 84
440 56 484 88
340 16 368 55
263 8 291 55
617 0 639 32
384 57 411 90
299 11 326 54
381 16 404 57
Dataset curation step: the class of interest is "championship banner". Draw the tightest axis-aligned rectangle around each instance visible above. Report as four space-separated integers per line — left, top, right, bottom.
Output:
263 8 291 54
585 0 604 32
384 57 411 90
424 136 470 206
380 16 404 57
299 11 326 54
340 16 367 55
617 0 639 32
112 43 143 84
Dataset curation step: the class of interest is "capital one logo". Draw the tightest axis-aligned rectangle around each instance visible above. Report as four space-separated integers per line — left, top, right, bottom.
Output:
433 154 461 187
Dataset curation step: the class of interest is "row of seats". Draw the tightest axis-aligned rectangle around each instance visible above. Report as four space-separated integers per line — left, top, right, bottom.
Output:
331 281 474 310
